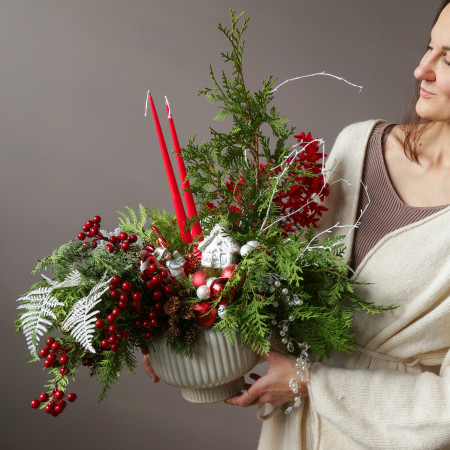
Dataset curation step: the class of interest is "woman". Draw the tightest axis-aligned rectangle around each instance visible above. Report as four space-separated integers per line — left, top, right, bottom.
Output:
225 0 450 448
144 1 450 448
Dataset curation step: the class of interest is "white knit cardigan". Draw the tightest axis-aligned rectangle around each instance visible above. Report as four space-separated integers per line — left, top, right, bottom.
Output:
258 120 450 450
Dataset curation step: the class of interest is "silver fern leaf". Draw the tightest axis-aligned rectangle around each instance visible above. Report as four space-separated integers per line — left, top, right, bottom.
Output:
17 287 64 357
41 270 82 289
62 274 111 353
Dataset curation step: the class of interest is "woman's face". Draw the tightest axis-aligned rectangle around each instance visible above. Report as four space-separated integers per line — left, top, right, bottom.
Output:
414 3 450 122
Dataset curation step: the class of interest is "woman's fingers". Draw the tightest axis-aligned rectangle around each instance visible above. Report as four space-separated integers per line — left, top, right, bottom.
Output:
249 372 261 382
142 354 160 383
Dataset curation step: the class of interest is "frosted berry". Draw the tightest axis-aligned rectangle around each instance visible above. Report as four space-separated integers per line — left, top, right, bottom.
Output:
30 399 40 409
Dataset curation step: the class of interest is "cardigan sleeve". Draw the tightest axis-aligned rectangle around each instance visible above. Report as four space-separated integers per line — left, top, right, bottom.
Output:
307 354 450 449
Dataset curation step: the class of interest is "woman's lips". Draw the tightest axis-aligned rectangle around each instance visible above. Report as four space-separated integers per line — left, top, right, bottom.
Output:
420 87 436 98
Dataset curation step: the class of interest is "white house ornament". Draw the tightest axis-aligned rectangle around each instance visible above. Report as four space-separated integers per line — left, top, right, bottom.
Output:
197 224 241 268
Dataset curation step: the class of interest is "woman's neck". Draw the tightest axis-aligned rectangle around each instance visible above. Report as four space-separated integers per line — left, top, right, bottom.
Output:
416 121 450 169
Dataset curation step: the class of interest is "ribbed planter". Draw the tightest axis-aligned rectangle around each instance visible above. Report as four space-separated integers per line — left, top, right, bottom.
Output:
148 330 259 403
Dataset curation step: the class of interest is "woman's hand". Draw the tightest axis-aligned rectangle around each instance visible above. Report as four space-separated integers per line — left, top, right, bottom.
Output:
141 347 160 383
224 350 308 408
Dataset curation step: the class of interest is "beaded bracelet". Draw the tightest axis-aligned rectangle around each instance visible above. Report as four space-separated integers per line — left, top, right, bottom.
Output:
285 346 310 414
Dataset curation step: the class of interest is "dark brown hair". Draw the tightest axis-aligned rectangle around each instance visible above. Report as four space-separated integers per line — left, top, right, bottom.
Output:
403 0 450 163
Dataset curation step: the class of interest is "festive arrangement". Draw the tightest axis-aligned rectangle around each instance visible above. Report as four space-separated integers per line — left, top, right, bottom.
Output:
16 11 393 416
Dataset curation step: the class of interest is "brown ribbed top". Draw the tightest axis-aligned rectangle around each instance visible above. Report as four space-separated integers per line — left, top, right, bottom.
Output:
350 122 447 271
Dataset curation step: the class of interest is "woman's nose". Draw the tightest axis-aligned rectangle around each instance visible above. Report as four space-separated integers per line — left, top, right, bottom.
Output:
414 53 436 81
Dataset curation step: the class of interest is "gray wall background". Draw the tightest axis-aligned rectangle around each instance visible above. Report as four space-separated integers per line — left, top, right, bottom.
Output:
1 1 439 449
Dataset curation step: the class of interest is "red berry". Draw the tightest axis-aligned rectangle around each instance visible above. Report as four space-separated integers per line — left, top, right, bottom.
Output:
135 320 142 328
51 410 59 417
163 285 173 294
59 355 68 365
90 241 97 249
59 400 67 409
83 242 90 249
109 283 116 291
108 324 117 333
118 232 128 241
112 307 121 317
160 269 168 278
146 280 156 289
78 232 86 241
60 367 67 375
154 301 163 311
121 242 130 251
45 404 53 414
54 405 63 414
95 319 104 329
132 301 140 309
151 275 160 284
86 230 93 238
116 332 124 340
111 343 120 352
30 399 40 409
121 281 131 291
47 353 56 362
110 289 119 299
148 263 157 272
91 223 100 233
54 391 64 400
92 215 101 223
51 341 60 351
44 359 52 368
109 235 117 244
101 339 109 349
40 348 49 358
82 224 90 232
122 330 130 340
108 335 117 344
105 244 114 252
128 234 138 243
67 393 77 402
118 301 127 308
112 275 121 284
148 311 157 319
145 332 153 340
39 393 49 402
152 290 162 301
142 320 151 329
107 314 116 323
132 291 142 301
119 292 128 302
150 318 158 327
46 337 55 348
85 220 93 227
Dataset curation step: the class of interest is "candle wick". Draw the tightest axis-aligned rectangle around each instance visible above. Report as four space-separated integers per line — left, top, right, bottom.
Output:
144 90 150 117
165 96 172 119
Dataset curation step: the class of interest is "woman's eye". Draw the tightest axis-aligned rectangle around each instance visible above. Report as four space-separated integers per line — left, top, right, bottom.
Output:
442 56 450 66
426 44 433 51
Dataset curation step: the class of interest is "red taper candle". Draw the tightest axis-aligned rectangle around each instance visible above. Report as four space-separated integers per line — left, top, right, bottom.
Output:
165 97 202 239
147 92 192 244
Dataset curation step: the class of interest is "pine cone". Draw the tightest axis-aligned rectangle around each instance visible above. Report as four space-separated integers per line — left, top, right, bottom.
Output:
184 326 198 345
165 326 182 342
164 296 181 315
179 288 195 298
180 302 196 320
183 257 198 275
168 315 180 327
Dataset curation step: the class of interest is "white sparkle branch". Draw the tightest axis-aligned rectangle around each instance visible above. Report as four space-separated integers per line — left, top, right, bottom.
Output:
271 71 363 93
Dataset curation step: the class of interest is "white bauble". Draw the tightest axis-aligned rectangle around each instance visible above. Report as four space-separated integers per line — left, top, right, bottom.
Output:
196 285 211 300
206 277 217 287
247 240 260 248
240 244 253 257
218 305 227 319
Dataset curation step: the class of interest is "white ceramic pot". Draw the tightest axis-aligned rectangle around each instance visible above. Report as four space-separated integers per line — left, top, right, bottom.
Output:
148 329 259 403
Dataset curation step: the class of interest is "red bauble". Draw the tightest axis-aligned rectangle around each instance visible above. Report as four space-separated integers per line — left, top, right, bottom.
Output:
192 269 207 288
194 302 218 327
209 278 227 301
220 264 237 280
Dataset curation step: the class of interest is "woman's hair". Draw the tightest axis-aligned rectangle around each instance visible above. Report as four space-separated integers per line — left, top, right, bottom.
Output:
403 0 450 163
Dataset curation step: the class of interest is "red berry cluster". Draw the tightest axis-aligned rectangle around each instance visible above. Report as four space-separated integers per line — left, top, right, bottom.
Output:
30 389 77 417
31 337 77 417
39 337 70 373
77 215 138 252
